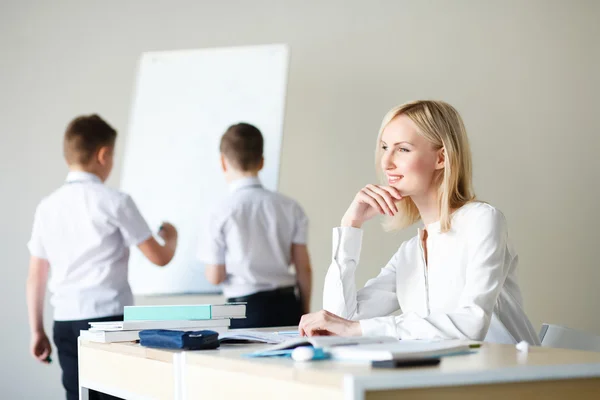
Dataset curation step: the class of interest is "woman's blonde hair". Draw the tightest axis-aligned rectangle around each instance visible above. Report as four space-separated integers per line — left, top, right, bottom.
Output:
376 100 476 232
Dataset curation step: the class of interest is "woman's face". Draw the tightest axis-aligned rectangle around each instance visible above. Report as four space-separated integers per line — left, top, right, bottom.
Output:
380 115 444 198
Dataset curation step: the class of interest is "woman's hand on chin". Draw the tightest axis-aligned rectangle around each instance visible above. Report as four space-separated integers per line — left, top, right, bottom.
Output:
341 184 402 228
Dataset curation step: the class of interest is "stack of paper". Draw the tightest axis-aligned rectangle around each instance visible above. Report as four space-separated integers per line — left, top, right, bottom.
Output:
88 319 231 332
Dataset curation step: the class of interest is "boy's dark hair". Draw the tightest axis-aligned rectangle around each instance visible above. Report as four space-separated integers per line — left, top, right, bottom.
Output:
220 123 264 171
63 114 117 165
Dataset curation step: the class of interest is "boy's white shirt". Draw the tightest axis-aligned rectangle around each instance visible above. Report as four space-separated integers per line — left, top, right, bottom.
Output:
323 201 541 345
197 176 308 298
28 171 152 321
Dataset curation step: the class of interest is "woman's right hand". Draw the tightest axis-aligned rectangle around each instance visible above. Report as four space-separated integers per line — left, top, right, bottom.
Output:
341 184 403 228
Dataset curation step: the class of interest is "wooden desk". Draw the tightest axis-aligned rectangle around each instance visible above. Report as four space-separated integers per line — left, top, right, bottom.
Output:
79 339 600 400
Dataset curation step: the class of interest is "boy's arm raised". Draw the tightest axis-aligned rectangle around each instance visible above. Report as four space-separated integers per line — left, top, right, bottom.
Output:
138 222 178 267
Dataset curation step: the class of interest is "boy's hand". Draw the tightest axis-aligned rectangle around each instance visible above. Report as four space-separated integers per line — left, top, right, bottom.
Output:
139 223 178 266
158 222 178 242
31 331 52 364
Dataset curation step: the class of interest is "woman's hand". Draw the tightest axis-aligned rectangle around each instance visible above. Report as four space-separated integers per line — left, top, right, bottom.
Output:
298 310 362 337
341 185 402 228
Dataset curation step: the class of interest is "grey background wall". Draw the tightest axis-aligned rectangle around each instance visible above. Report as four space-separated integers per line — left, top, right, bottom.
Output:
1 0 598 397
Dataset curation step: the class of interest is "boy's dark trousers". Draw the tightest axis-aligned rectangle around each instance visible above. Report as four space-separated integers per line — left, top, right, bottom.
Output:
53 315 124 400
227 286 303 329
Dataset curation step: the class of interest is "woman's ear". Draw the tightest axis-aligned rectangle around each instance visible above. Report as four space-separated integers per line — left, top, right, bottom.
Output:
435 147 445 170
220 153 228 172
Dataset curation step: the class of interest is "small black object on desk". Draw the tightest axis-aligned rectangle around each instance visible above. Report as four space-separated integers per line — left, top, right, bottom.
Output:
372 357 441 369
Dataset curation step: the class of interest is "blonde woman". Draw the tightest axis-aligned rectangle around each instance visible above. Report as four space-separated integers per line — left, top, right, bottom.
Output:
299 100 540 344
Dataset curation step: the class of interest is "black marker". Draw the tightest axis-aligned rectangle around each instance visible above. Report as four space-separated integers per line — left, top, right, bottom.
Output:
372 357 440 369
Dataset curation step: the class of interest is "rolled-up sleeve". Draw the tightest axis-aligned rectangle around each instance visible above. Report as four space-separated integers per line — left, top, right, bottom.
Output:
115 195 153 247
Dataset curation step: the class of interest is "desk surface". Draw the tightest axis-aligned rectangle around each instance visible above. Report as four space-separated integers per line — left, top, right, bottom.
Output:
79 336 600 400
80 328 600 400
184 341 600 388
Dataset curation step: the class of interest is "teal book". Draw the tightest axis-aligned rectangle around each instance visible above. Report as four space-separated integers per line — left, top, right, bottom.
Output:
124 303 246 321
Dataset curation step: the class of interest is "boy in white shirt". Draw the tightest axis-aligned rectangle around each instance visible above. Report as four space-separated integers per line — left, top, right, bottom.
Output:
198 123 312 329
26 114 178 400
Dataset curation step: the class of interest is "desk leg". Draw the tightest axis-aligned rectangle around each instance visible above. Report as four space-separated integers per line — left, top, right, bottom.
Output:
344 375 364 400
79 385 90 400
78 337 90 400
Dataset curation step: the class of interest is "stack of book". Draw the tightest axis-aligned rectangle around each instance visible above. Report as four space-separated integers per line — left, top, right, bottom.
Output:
80 303 246 343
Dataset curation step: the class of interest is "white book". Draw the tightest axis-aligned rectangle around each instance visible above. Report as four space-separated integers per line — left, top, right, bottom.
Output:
80 326 229 343
328 340 476 361
89 318 231 331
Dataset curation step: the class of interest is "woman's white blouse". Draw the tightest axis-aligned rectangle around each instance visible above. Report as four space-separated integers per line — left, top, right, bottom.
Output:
323 202 540 344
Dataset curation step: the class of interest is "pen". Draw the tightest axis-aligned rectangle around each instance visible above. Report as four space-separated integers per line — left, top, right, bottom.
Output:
372 357 441 369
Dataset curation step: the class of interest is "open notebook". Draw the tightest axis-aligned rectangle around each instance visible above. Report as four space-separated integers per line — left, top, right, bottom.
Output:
244 335 401 357
217 330 406 354
218 330 299 344
264 335 400 351
240 334 478 360
217 330 399 348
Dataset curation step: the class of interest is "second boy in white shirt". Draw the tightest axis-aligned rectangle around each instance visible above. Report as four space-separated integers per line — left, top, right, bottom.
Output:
198 123 312 329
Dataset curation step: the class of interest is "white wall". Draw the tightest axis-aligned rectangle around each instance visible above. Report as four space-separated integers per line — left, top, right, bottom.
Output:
1 0 598 398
